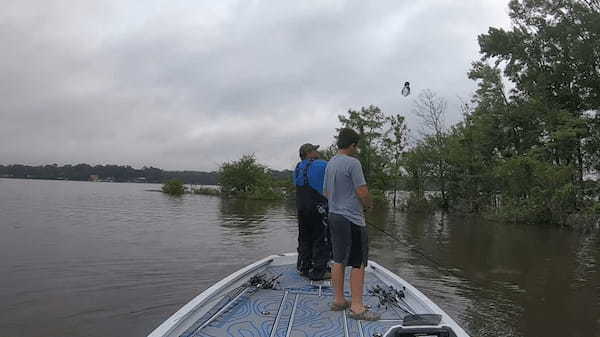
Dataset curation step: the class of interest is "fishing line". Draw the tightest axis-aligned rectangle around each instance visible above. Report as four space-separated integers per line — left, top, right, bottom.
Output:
364 218 498 291
366 217 524 299
365 219 450 271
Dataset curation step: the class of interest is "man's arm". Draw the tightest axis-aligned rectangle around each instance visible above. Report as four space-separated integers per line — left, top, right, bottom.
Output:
356 185 373 210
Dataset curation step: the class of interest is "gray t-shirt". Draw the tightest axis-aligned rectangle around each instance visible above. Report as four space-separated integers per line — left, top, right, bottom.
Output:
323 154 367 226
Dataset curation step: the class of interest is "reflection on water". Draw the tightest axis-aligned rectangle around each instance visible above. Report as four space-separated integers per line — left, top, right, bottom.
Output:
217 198 298 251
369 210 600 337
0 178 599 337
219 198 272 230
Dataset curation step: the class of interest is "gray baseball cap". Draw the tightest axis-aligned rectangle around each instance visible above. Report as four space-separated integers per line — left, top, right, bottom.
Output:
299 143 320 158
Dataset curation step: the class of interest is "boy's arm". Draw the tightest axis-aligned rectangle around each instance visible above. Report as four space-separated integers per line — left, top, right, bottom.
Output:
323 166 330 199
351 161 373 210
356 185 373 210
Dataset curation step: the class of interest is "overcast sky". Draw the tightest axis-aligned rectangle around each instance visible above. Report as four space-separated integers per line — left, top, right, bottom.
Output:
1 1 512 171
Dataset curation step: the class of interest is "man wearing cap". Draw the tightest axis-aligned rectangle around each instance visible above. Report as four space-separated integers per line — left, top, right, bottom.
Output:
293 143 330 280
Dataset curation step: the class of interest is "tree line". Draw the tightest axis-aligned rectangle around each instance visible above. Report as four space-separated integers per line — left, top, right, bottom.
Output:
323 0 600 226
0 163 291 186
426 0 600 225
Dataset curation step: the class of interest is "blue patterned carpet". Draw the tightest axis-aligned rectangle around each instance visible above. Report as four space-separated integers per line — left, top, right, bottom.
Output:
182 264 406 337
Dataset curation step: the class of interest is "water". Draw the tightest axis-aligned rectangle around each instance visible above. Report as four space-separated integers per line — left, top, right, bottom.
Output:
0 178 599 337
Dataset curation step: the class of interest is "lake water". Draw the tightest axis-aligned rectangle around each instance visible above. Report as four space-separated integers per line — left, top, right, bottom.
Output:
1 178 599 337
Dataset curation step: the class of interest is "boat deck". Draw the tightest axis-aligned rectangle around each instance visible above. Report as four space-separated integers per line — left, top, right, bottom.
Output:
181 264 412 337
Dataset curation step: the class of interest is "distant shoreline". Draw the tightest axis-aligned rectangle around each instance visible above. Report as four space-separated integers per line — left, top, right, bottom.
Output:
0 163 291 185
0 177 220 188
0 176 161 184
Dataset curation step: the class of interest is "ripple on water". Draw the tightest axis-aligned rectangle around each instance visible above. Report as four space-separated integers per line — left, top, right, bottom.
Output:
1 179 599 337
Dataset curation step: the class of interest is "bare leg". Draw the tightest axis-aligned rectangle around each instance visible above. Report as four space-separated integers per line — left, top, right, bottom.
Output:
350 265 366 313
332 262 346 305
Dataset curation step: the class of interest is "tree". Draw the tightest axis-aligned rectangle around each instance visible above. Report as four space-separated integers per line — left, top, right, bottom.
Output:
337 105 409 206
432 0 600 222
402 144 432 207
217 154 283 200
162 179 185 196
381 114 408 207
413 90 451 208
478 0 600 194
493 155 577 225
338 105 387 189
583 112 600 173
319 144 338 161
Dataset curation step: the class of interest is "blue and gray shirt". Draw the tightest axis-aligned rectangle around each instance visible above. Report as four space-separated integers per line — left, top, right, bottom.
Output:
323 154 367 226
294 159 328 211
294 159 327 194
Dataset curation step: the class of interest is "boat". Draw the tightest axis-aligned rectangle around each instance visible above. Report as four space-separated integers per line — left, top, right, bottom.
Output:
148 253 469 337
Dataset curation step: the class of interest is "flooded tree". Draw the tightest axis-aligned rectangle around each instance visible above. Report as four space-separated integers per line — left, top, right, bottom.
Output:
162 179 185 196
403 0 600 225
336 105 409 207
218 154 284 200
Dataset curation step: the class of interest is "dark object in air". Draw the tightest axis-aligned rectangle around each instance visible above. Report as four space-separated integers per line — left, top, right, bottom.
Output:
402 81 411 97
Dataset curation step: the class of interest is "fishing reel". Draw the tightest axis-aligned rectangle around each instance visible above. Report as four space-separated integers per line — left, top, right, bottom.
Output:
316 204 328 216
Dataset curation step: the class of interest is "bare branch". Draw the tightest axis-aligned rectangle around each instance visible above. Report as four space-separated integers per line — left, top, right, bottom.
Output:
412 89 447 138
579 0 600 12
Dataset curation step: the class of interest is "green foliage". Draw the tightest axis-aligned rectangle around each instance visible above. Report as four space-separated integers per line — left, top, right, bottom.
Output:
218 154 284 200
381 114 408 207
399 0 600 225
218 155 269 194
478 0 600 181
0 163 222 185
480 0 600 111
583 113 600 172
328 0 600 225
493 155 577 224
338 105 387 190
412 90 451 208
162 179 185 196
370 189 388 207
445 122 498 213
242 184 284 201
336 105 409 207
402 145 432 203
319 144 338 161
272 176 296 199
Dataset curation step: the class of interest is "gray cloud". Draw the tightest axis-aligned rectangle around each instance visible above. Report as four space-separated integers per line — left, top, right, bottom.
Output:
1 0 511 170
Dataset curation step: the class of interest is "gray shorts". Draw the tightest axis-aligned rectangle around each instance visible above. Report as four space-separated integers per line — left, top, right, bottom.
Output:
328 213 368 268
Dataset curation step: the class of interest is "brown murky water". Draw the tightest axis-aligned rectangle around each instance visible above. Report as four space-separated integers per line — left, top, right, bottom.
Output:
1 178 599 337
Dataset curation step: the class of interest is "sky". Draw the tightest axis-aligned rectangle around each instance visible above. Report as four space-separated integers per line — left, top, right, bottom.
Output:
1 0 512 171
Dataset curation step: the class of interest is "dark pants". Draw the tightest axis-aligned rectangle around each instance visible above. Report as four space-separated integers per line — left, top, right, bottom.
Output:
297 207 330 279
